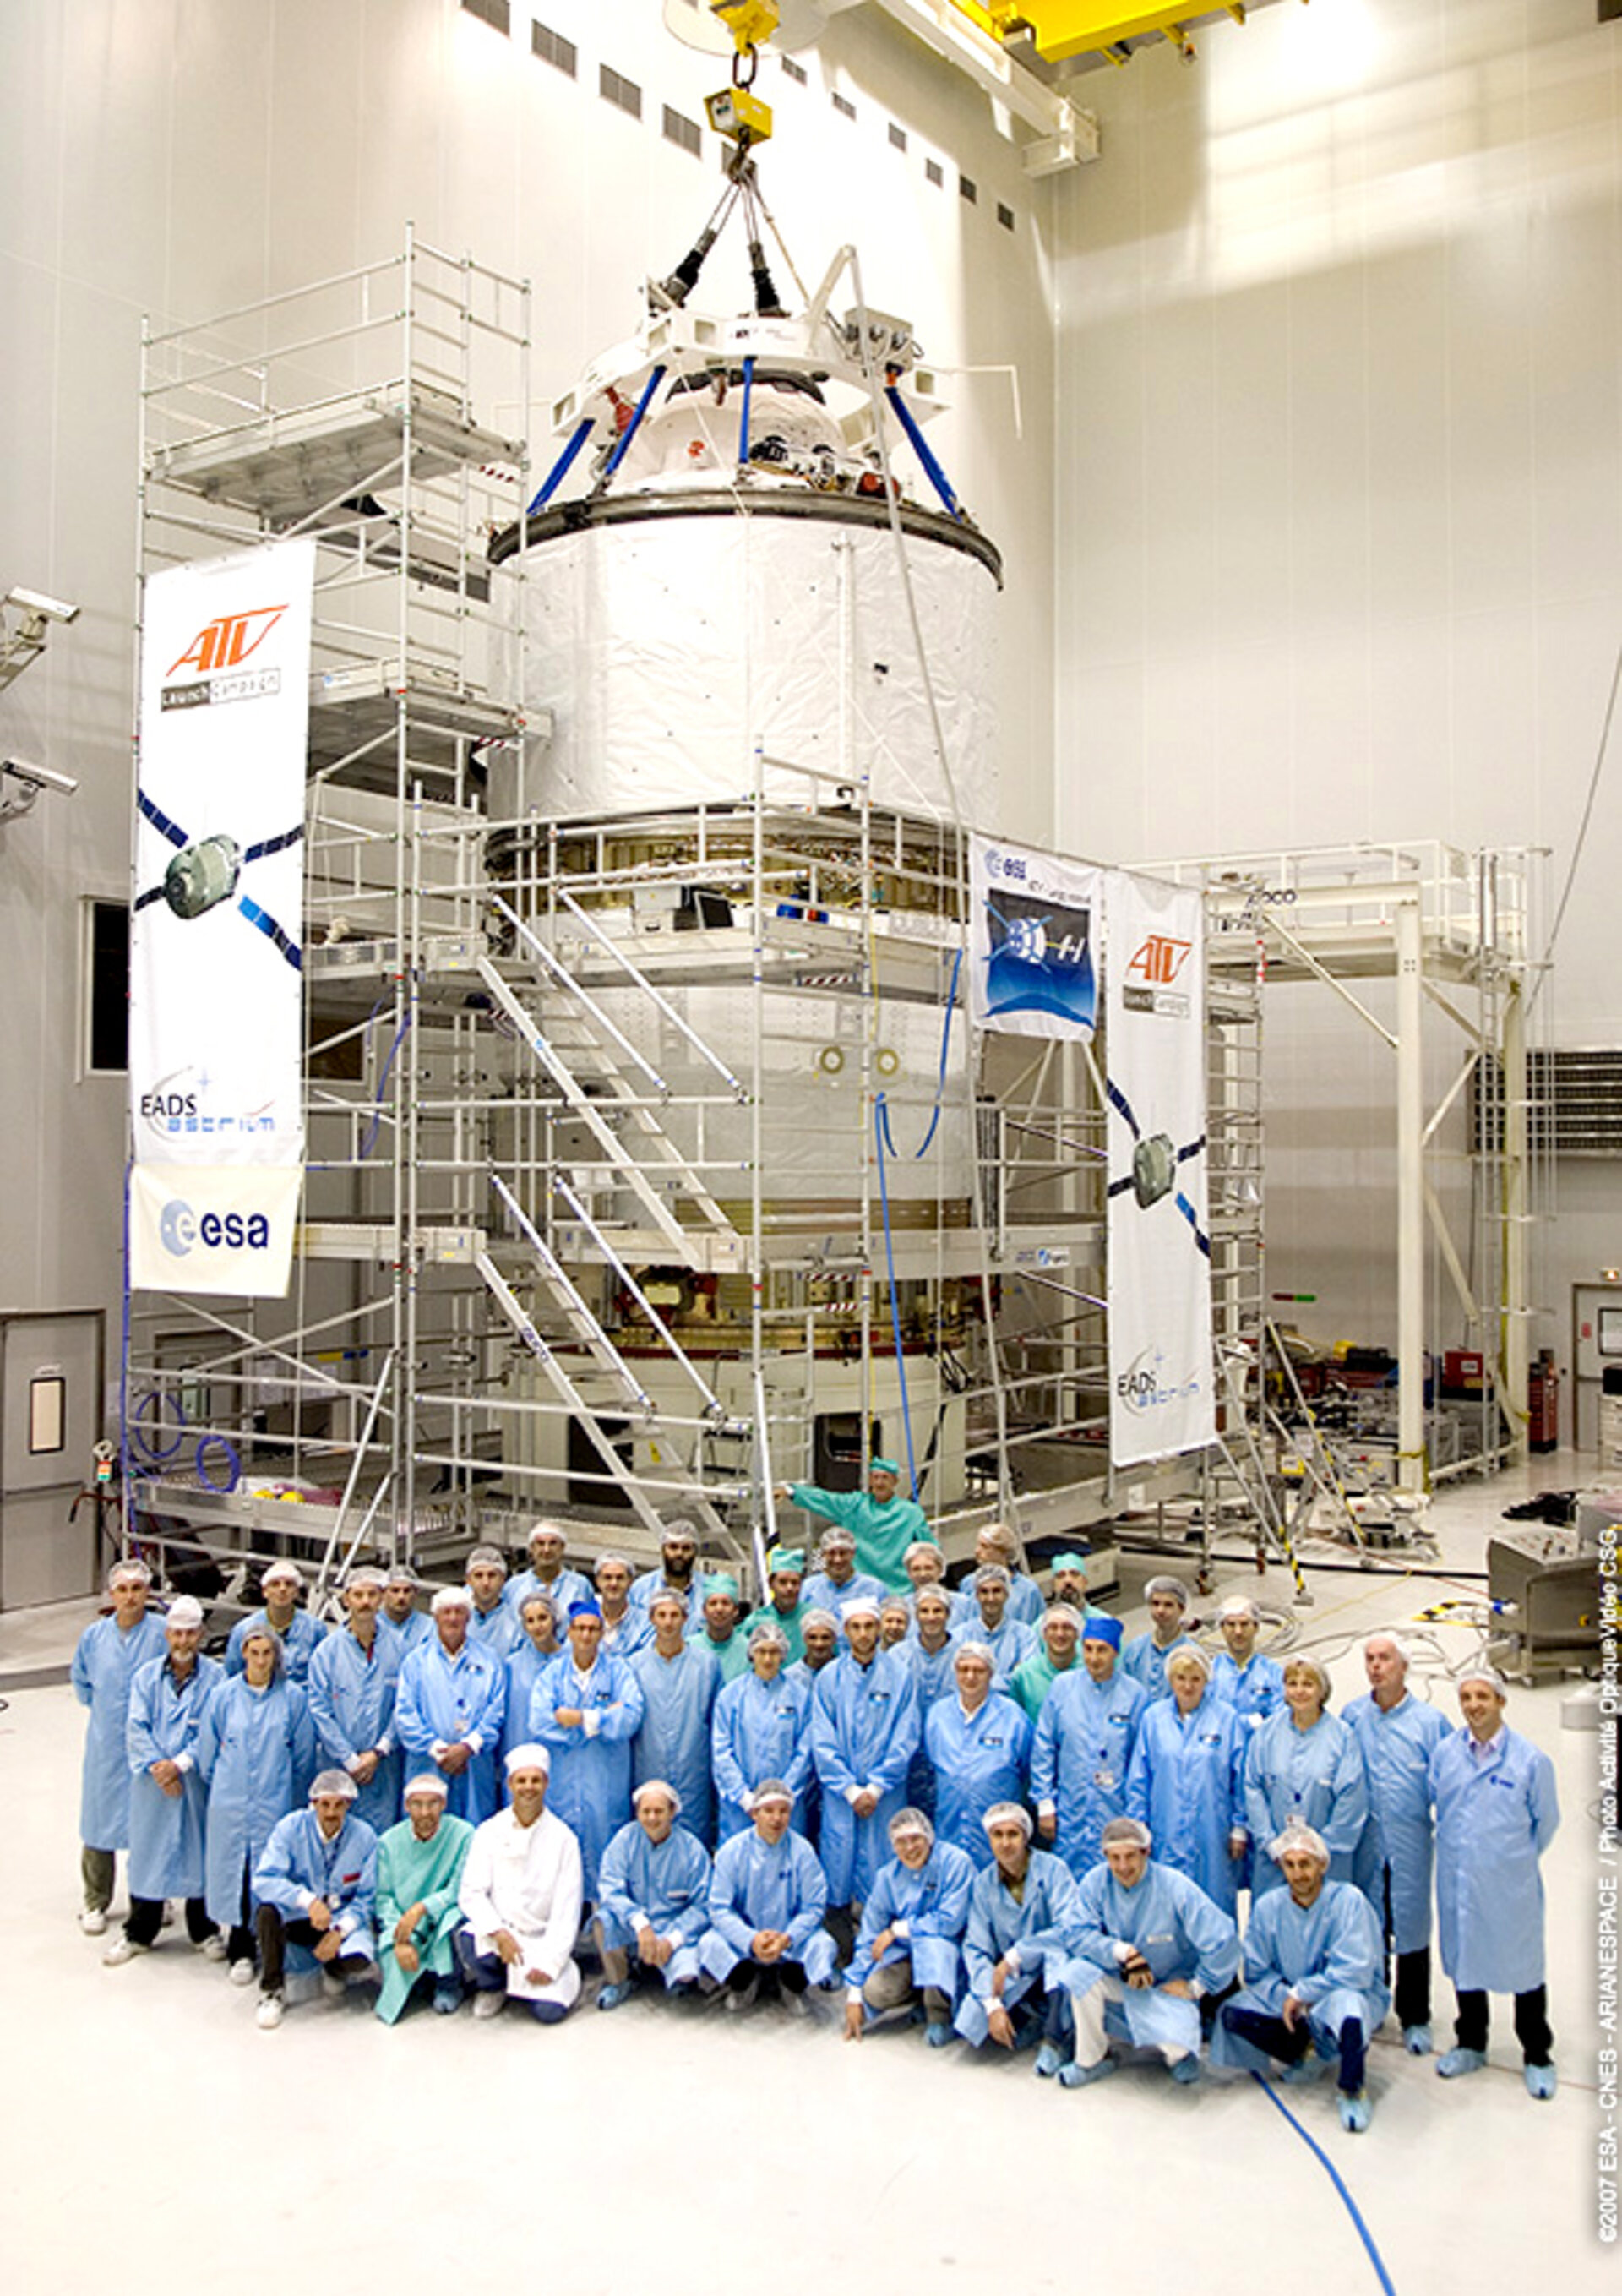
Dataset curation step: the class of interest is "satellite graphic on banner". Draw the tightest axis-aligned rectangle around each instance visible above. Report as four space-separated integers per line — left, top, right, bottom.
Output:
1105 870 1216 1468
128 537 314 1297
969 836 1099 1042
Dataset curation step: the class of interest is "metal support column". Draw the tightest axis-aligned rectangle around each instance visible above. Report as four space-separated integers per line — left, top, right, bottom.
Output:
1395 896 1426 1491
1501 977 1530 1466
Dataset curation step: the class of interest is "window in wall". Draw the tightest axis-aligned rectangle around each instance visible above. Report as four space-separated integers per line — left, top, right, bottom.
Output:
780 55 808 84
889 121 907 151
531 19 576 75
460 0 509 33
663 104 702 156
84 898 128 1076
601 64 642 120
925 157 944 188
831 90 856 120
998 201 1015 232
960 174 977 205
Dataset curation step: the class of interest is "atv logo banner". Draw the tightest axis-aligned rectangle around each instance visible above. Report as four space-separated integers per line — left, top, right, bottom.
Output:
129 538 313 1296
969 837 1099 1042
1105 870 1215 1467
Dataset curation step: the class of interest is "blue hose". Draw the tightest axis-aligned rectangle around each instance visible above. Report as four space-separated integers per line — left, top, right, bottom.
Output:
874 1095 918 1498
1248 2074 1397 2295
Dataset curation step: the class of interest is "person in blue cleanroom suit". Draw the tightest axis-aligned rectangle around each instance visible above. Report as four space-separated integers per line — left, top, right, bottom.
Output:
1244 1654 1368 1898
1120 1576 1198 1701
1049 1814 1240 2088
103 1596 226 1965
593 1554 653 1661
1345 1630 1451 2053
195 1625 317 1973
1124 1644 1248 1917
72 1558 169 1933
530 1600 646 1897
225 1557 326 1684
1208 1594 1287 1728
949 1567 1038 1688
594 1779 714 2006
627 1520 704 1623
810 1598 922 1923
901 1584 961 1810
776 1457 933 1592
699 1781 835 2001
954 1802 1078 2049
1031 1615 1147 1880
843 1807 977 2046
797 1531 887 1633
250 1770 379 2029
953 1523 1045 1629
1217 1823 1390 2133
631 1592 719 1846
505 1523 593 1624
378 1563 434 1663
1429 1663 1561 2097
465 1546 523 1661
925 1641 1033 1869
711 1620 814 1841
305 1566 403 1835
501 1591 563 1769
394 1587 508 1825
685 1573 751 1684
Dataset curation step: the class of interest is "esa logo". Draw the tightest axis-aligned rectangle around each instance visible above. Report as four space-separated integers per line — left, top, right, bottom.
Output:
985 849 1027 882
160 1198 272 1256
141 1093 197 1121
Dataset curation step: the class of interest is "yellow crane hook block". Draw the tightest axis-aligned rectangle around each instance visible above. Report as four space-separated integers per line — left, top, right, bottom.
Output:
705 85 774 148
710 0 781 48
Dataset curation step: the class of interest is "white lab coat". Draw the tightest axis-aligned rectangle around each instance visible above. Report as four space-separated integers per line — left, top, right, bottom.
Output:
459 1805 584 2006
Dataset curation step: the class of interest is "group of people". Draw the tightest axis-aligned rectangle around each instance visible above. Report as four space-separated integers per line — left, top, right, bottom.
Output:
72 1464 1562 2121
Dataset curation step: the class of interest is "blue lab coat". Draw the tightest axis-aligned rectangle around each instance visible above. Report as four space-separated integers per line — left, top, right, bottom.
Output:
506 1565 593 1621
800 1568 890 1628
1430 1724 1559 1993
253 1806 378 1958
195 1674 317 1928
955 1846 1078 2044
844 1838 977 2007
596 1819 712 1985
950 1613 1039 1689
125 1652 223 1901
628 1570 700 1623
1244 1710 1369 1895
1216 1879 1389 2070
952 1569 1045 1629
1054 1857 1239 2059
73 1609 168 1850
631 1639 720 1846
468 1600 523 1662
1030 1666 1147 1879
699 1824 835 1986
901 1635 961 1810
305 1626 402 1834
1345 1689 1449 1954
1121 1628 1197 1702
1125 1688 1248 1916
394 1636 507 1824
226 1606 325 1684
810 1645 922 1905
529 1650 647 1895
711 1667 814 1841
1210 1650 1287 1728
925 1691 1033 1868
378 1606 434 1664
501 1639 561 1769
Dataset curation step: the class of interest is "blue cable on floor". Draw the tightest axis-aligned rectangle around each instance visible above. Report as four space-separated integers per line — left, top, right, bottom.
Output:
1249 2074 1397 2295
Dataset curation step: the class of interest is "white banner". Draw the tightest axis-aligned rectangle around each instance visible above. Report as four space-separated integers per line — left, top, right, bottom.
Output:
130 539 313 1294
1105 870 1216 1466
969 836 1099 1041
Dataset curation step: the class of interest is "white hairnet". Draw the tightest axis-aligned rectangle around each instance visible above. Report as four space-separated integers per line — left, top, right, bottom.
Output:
1457 1660 1508 1696
310 1769 358 1802
345 1566 388 1592
954 1639 996 1669
261 1560 303 1589
109 1558 153 1589
982 1801 1033 1841
527 1521 566 1546
633 1777 683 1816
165 1595 204 1630
1100 1816 1152 1852
973 1563 1012 1590
1166 1644 1214 1680
430 1584 472 1616
1145 1575 1191 1608
404 1773 449 1802
748 1618 790 1653
889 1807 935 1846
1216 1593 1260 1623
801 1606 839 1633
503 1742 552 1776
1283 1652 1333 1699
465 1545 507 1573
1042 1604 1084 1631
1270 1823 1330 1865
752 1778 794 1808
841 1595 881 1624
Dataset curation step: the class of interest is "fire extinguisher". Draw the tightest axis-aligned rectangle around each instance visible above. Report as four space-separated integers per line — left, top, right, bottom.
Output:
1528 1350 1559 1453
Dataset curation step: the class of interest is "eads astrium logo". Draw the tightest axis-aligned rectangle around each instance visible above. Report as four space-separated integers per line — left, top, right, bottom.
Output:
1123 933 1193 1017
161 604 288 712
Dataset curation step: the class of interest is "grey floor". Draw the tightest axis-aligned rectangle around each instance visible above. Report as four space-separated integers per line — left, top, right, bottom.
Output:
1 1453 1612 2296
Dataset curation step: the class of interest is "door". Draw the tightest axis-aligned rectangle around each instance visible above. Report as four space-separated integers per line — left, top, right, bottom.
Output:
0 1311 104 1608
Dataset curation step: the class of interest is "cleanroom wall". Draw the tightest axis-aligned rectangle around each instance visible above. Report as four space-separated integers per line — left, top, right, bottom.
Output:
0 0 1057 1361
1051 0 1622 1376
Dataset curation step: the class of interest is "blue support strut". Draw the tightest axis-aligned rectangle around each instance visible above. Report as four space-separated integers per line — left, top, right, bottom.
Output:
525 417 595 515
883 383 963 522
738 354 755 470
603 364 668 483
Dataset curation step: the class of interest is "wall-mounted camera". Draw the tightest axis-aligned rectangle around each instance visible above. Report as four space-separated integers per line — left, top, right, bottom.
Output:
1 756 79 822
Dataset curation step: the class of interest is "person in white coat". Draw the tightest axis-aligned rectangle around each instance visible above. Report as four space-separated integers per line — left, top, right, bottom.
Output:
1430 1663 1560 2098
456 1744 583 2022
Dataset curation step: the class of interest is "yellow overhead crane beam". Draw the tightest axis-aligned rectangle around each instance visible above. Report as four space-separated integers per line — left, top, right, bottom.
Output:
943 0 1297 70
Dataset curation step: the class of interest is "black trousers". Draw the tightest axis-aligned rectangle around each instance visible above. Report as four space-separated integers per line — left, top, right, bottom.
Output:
727 1958 810 1999
255 1903 369 1998
1379 1866 1432 2026
126 1895 214 1948
1454 1985 1553 2064
1223 2004 1367 2095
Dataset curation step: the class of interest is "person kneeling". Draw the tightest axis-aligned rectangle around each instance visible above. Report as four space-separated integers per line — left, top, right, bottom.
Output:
699 1780 835 2014
1048 1815 1238 2089
843 1806 975 2048
954 1802 1078 2053
1216 1823 1388 2132
456 1744 583 2023
374 1773 475 2023
595 1779 712 2009
252 1770 380 2031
